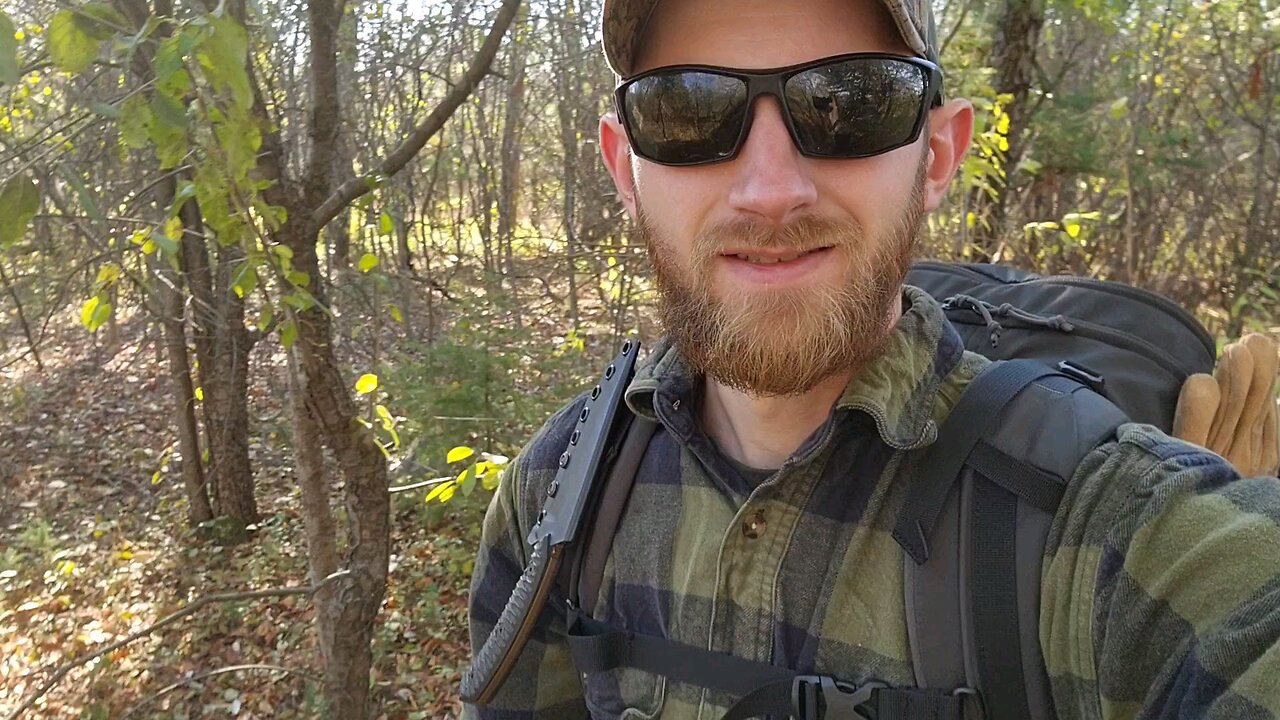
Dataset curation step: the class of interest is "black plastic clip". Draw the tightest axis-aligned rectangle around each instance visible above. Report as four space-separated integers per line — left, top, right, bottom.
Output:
791 675 885 720
1057 359 1106 394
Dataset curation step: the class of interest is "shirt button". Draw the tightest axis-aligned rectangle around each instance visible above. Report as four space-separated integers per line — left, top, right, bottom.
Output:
742 509 767 539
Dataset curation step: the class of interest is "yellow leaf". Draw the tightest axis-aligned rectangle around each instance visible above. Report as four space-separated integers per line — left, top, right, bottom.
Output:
425 480 453 502
59 560 75 575
194 386 203 401
446 445 474 463
164 216 183 242
80 296 100 328
354 373 378 394
118 549 133 560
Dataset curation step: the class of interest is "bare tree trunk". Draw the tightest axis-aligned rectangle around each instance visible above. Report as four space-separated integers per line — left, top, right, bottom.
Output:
556 0 582 332
497 8 528 327
156 253 213 526
968 0 1044 256
282 220 389 719
266 0 520 712
207 242 258 525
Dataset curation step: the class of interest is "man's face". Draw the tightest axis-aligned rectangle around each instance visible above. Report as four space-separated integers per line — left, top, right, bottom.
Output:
602 0 957 397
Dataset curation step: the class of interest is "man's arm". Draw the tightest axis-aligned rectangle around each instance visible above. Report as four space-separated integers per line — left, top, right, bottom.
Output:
463 402 590 720
1043 424 1280 720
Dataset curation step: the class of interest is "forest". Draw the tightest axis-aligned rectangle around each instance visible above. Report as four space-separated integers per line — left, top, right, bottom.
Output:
0 0 1276 717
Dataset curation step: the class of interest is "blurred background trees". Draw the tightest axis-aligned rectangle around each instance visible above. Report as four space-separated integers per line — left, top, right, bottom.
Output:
0 0 1276 717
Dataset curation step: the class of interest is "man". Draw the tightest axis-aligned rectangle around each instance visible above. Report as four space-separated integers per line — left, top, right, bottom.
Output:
464 0 1280 717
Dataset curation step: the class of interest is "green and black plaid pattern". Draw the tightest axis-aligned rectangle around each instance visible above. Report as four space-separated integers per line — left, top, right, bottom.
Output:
464 286 1280 720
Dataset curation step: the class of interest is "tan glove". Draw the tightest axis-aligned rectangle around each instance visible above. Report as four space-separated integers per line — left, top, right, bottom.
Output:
1173 333 1279 477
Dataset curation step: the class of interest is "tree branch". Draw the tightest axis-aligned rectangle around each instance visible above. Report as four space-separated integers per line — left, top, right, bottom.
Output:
310 0 523 233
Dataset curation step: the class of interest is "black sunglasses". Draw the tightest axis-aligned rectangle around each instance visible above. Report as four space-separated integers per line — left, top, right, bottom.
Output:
614 53 944 167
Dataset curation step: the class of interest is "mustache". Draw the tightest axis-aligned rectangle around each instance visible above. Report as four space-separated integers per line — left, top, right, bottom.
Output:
692 215 866 256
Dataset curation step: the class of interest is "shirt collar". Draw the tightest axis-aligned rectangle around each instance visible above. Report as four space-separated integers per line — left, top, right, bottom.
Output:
624 285 967 451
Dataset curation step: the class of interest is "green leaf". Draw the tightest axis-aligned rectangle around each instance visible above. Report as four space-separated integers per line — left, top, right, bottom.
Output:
232 262 257 298
0 173 40 248
199 15 251 108
354 373 378 394
60 168 103 225
358 253 379 273
458 466 475 496
49 10 98 73
150 91 189 130
378 211 394 235
1110 96 1129 120
256 303 273 332
153 31 194 86
280 318 297 348
76 4 127 37
150 228 179 257
0 12 20 86
286 270 310 288
81 296 111 331
118 94 151 149
446 446 474 464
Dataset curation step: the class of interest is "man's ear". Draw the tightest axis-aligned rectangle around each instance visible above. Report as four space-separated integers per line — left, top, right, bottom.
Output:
920 98 975 213
600 111 638 219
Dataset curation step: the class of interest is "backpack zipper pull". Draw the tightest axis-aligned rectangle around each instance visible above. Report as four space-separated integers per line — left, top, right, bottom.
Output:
994 303 1076 333
943 294 1004 348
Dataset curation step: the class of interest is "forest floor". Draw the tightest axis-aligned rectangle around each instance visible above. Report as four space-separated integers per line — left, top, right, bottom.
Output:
0 314 492 720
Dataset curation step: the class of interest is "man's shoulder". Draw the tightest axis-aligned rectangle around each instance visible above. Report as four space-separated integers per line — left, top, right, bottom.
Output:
1102 421 1238 477
1063 420 1247 526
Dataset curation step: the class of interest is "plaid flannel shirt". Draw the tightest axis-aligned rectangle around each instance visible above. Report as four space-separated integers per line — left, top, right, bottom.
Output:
464 285 1280 720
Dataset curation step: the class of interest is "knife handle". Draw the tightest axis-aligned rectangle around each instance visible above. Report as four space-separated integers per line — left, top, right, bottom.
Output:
461 535 564 704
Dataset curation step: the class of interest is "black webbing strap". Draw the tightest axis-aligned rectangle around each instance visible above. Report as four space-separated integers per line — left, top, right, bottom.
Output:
969 477 1027 720
965 441 1065 514
569 615 792 697
893 360 1059 565
569 616 980 719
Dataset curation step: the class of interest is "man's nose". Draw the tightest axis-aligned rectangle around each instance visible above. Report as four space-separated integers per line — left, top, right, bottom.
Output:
726 96 819 226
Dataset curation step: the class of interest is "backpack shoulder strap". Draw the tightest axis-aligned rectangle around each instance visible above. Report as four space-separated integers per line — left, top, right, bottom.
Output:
901 360 1126 720
571 412 659 616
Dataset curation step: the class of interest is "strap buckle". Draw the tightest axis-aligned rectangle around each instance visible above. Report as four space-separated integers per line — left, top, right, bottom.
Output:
791 675 885 720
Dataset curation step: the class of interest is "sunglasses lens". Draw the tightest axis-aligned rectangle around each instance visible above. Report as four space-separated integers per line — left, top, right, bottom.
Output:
784 58 927 157
622 71 748 164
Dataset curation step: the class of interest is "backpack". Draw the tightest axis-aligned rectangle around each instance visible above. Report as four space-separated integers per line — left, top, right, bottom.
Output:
547 261 1218 720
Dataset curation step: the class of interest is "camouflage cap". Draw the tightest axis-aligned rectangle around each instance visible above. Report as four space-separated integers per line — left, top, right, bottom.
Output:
602 0 940 78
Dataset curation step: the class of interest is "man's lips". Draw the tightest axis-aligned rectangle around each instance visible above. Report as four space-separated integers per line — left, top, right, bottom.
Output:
719 246 834 264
